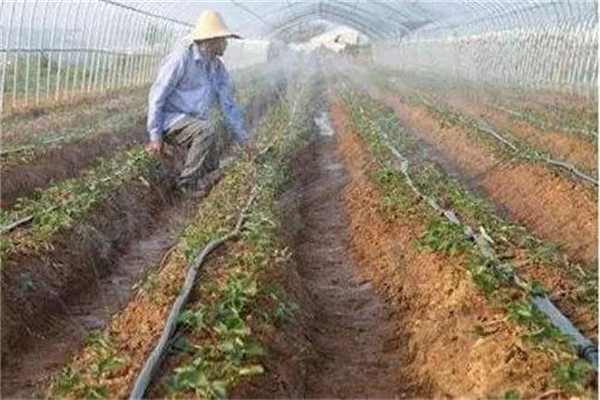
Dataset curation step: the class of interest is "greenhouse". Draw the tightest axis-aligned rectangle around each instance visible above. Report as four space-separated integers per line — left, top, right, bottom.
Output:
0 1 598 398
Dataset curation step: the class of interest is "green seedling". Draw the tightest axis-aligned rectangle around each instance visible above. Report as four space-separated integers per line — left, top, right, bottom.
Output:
162 81 316 398
81 384 109 399
1 149 157 259
420 219 470 256
265 283 299 323
551 359 594 394
165 357 229 399
86 330 112 350
141 272 159 297
503 389 521 400
340 84 593 396
90 355 125 379
507 301 566 345
178 307 208 330
52 367 81 396
173 337 195 354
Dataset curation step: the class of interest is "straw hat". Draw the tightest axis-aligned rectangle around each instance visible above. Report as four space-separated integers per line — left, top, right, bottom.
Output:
190 11 241 42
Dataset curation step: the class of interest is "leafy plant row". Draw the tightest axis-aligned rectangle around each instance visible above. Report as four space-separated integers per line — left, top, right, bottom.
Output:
380 76 598 185
340 88 595 396
0 77 281 261
342 90 598 313
0 148 160 261
162 80 315 399
48 73 316 399
1 88 148 162
372 68 598 141
1 67 275 167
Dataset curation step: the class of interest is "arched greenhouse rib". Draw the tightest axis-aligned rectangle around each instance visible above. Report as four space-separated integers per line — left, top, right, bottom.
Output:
1 1 598 399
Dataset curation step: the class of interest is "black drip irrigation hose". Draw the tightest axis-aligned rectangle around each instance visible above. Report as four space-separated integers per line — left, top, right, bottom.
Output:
129 185 258 399
0 162 133 235
0 137 66 157
129 143 274 399
542 157 598 186
418 96 598 187
383 139 598 371
491 104 599 140
0 205 60 234
475 120 598 187
0 214 35 234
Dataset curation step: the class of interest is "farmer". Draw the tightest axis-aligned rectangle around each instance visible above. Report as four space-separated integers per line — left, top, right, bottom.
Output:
146 11 248 191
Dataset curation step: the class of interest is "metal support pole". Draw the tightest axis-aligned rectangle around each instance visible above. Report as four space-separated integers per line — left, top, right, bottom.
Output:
97 5 118 93
76 1 95 96
55 1 75 101
89 1 108 93
100 5 120 92
23 0 39 107
46 1 60 100
1 0 18 117
13 0 26 107
109 7 128 90
66 0 84 100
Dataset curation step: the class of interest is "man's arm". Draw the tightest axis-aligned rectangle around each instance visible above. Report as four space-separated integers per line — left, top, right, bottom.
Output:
147 49 186 143
216 63 248 144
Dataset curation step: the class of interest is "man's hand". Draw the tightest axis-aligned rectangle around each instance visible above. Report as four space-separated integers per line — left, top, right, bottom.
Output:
147 140 164 156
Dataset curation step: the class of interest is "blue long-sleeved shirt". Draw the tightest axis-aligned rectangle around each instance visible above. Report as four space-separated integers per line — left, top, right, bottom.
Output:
147 44 247 143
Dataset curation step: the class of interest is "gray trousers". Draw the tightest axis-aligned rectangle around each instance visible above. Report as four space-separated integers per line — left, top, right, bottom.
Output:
164 115 219 188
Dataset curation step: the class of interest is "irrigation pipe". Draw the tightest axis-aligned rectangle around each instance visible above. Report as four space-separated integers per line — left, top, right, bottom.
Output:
474 120 597 186
129 139 276 399
0 136 66 157
478 123 598 186
542 157 598 186
0 204 61 235
384 139 598 371
494 105 525 118
129 184 259 400
420 97 598 187
474 121 519 152
0 214 35 234
492 104 598 139
0 158 140 235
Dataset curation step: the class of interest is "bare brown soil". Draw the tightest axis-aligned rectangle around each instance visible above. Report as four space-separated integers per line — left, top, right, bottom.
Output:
503 90 595 115
0 92 274 398
284 134 414 397
381 94 598 266
0 160 176 380
233 113 424 398
2 89 147 143
366 89 597 339
331 100 558 397
425 92 597 173
390 74 595 123
49 165 258 398
0 123 146 208
232 133 319 399
1 90 271 210
1 198 197 398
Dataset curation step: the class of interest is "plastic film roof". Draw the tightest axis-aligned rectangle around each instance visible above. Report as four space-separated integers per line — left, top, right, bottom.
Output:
110 1 595 40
